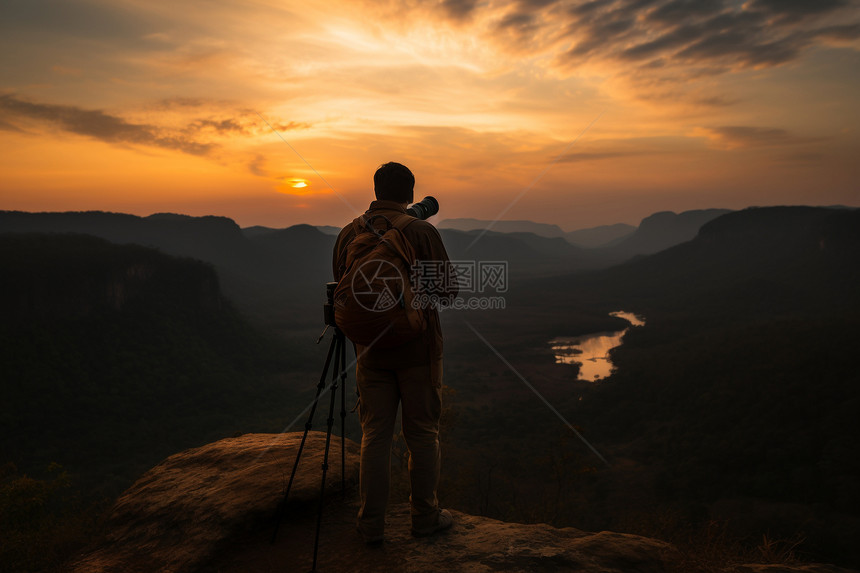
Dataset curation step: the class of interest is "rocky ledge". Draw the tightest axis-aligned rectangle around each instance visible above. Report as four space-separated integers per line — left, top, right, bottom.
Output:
70 433 857 573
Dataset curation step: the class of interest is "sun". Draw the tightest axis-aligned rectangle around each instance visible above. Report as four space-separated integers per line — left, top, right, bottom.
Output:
276 178 312 195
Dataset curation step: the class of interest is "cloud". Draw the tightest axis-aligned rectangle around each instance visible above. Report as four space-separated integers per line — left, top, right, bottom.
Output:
778 151 825 163
0 0 168 52
0 94 215 156
692 95 740 107
247 154 267 177
441 0 480 21
558 150 647 162
0 117 23 132
0 94 312 157
748 0 851 23
698 125 821 149
647 0 724 25
188 118 250 134
150 97 207 110
475 0 860 99
266 120 313 133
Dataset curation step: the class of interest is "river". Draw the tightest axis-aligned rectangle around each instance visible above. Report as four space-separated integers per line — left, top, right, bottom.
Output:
549 311 645 381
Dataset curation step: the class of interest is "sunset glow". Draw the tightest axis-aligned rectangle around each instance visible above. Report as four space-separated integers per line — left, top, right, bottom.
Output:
1 0 859 229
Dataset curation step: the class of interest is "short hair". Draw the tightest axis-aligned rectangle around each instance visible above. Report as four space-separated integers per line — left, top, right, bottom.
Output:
374 162 414 203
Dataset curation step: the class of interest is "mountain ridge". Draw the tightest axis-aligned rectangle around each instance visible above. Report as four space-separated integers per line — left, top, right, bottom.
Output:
599 208 733 258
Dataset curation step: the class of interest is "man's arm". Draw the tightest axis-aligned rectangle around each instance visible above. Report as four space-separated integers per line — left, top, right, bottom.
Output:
332 226 354 282
411 222 458 301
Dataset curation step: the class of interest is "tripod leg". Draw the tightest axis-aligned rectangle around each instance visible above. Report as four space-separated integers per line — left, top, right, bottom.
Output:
311 331 342 571
271 333 338 545
339 332 347 493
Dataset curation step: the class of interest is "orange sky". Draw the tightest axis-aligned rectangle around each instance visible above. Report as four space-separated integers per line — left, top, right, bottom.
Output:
1 0 859 230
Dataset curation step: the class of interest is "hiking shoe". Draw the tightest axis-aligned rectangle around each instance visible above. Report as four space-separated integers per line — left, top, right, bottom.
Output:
411 509 453 537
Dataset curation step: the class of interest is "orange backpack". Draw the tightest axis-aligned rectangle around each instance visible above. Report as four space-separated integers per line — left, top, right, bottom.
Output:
333 213 427 349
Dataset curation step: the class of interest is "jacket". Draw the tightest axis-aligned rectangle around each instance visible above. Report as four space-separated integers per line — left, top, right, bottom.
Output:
332 200 458 368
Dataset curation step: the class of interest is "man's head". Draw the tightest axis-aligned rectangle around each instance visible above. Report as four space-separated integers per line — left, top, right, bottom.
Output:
374 162 414 204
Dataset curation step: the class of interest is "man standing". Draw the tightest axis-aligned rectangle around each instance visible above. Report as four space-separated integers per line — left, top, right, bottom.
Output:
332 162 458 543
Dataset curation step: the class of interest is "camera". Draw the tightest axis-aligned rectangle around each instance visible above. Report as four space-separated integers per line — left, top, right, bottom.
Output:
324 281 337 327
407 196 439 220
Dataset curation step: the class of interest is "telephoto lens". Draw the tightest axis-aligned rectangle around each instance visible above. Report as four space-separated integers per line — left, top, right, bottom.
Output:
407 196 439 220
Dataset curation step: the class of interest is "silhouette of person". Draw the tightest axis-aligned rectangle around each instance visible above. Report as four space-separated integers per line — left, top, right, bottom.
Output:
332 162 458 542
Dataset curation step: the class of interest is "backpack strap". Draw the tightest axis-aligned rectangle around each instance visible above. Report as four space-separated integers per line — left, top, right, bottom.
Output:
352 211 419 237
388 212 419 233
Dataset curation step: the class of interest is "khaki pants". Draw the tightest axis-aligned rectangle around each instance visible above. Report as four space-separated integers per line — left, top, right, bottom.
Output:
355 359 443 535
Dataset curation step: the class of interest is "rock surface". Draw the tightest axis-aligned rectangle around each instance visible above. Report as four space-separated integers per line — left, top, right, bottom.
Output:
71 432 858 573
71 432 359 573
732 566 858 573
209 498 681 573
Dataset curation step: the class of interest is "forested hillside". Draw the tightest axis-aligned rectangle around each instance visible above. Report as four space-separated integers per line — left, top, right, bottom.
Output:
439 206 860 566
0 233 304 496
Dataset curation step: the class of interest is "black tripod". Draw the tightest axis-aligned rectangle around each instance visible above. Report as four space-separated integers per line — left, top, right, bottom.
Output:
271 282 350 572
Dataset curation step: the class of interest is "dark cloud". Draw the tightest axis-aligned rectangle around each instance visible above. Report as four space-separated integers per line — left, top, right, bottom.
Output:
190 118 248 134
558 150 647 162
570 0 609 17
779 151 825 162
151 97 206 110
441 0 479 21
814 23 860 40
271 120 311 132
516 0 560 8
647 0 724 24
561 3 640 58
0 117 24 132
0 94 215 156
675 28 803 67
749 0 850 23
498 11 538 31
619 17 711 61
247 154 267 177
0 94 313 156
693 95 739 107
0 0 166 52
485 0 860 88
705 125 803 147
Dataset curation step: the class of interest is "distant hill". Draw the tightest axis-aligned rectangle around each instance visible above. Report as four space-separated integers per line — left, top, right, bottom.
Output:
438 228 613 278
523 206 860 566
565 223 635 248
601 208 732 259
246 224 341 237
241 225 279 238
0 232 222 323
438 216 719 251
0 211 336 327
0 211 246 263
0 233 295 495
314 225 341 236
438 218 566 238
0 212 625 319
587 206 860 315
